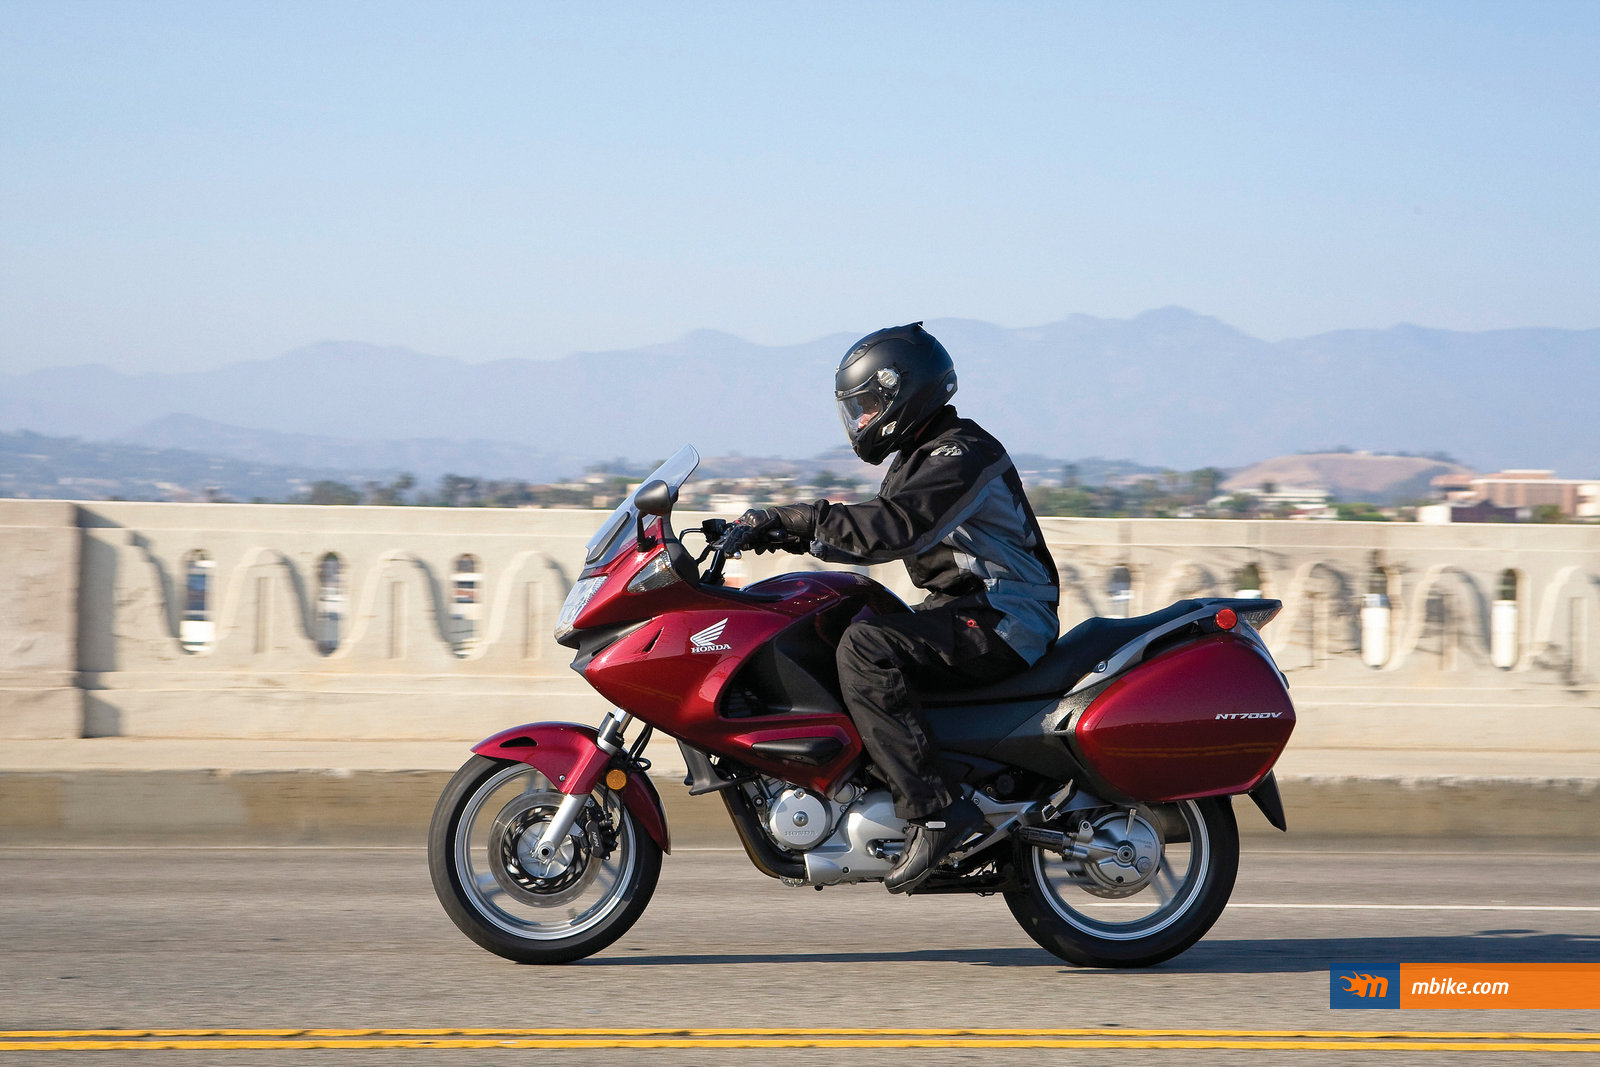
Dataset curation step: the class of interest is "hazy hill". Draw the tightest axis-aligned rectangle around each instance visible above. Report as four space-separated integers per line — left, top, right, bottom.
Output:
116 415 591 485
1222 452 1478 504
0 429 394 502
1 425 1165 503
3 310 1596 472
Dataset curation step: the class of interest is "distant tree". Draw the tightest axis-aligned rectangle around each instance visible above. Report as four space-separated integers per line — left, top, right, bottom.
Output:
1191 467 1224 500
1223 493 1255 517
367 473 416 506
1531 504 1566 524
812 470 838 491
485 480 536 508
436 474 483 507
301 480 361 506
1335 501 1389 522
1028 487 1095 517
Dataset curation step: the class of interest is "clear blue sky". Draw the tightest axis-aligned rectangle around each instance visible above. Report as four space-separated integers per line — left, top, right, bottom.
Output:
3 1 1597 373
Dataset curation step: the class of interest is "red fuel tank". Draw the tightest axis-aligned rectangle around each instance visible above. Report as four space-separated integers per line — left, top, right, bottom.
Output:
1072 633 1294 802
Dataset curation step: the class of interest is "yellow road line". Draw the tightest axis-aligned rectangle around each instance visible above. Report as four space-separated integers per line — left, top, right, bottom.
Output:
4 1038 1600 1052
6 1028 1600 1039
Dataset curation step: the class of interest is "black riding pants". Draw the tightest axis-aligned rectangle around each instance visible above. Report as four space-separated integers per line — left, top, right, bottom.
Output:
836 604 1027 820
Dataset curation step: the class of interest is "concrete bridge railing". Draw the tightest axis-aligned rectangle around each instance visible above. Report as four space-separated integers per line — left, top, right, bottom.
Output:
3 499 1597 752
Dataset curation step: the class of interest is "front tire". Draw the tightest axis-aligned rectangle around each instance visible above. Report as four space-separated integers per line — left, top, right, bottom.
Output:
1004 796 1238 968
428 756 661 964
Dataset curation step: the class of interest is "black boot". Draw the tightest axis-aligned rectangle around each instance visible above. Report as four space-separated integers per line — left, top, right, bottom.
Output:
884 797 985 895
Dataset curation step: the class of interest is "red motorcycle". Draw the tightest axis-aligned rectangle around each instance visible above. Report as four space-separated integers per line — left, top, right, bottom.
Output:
429 446 1295 967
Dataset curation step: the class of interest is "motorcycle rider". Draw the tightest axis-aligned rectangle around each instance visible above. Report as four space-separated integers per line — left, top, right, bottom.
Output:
727 322 1060 894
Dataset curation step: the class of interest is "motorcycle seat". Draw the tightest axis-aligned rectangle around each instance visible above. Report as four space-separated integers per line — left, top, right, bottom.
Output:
922 600 1206 706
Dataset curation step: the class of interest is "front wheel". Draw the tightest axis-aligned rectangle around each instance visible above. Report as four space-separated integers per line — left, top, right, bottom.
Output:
428 756 661 964
1004 796 1238 968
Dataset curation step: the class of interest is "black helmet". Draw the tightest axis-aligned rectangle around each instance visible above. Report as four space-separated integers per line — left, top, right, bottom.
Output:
834 322 957 464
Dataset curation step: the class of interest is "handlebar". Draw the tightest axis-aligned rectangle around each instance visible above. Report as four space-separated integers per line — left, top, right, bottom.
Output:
694 517 803 586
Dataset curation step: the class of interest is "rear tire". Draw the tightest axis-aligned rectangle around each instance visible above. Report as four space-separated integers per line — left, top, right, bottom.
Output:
429 756 661 964
1004 796 1238 968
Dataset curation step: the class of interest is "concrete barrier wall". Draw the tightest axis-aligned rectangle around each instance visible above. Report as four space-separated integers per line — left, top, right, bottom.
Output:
0 502 80 737
2 499 1597 751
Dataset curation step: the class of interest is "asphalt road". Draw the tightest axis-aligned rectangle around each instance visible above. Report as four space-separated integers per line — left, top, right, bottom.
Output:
3 842 1600 1065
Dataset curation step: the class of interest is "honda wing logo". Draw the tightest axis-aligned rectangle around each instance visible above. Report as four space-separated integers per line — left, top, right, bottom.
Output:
690 619 733 654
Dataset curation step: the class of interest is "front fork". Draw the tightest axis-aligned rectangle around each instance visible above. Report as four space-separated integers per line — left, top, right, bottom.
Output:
529 708 633 865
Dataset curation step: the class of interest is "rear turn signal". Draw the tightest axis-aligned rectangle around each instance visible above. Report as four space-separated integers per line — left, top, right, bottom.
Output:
1215 608 1238 630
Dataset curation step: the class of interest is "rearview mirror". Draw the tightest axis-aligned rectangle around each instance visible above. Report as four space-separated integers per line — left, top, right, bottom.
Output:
634 479 677 517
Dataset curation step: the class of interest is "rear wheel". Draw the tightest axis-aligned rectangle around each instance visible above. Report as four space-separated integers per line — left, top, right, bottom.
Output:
1004 797 1238 967
428 756 661 964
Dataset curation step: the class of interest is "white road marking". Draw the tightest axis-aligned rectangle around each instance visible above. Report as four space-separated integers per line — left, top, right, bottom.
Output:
1082 902 1600 912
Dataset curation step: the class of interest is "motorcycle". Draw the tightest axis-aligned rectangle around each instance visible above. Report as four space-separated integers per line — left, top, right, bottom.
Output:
429 445 1295 967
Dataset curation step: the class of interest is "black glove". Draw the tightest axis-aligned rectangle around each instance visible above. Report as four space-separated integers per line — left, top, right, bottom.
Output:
727 503 818 555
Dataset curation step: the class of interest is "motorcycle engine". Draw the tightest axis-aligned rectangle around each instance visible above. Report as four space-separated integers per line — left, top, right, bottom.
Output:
764 787 833 851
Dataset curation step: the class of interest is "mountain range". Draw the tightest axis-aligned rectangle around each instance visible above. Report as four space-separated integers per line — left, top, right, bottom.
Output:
2 309 1595 474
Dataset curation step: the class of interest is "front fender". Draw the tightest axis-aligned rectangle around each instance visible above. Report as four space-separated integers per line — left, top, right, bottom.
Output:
472 721 670 854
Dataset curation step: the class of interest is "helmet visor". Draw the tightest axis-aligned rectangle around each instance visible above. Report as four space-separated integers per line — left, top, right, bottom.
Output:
836 383 886 444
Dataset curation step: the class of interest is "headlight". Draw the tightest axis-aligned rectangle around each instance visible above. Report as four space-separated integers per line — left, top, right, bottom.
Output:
554 576 607 643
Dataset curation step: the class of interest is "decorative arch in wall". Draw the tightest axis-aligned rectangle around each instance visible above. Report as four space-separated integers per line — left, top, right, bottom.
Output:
1053 562 1101 630
1388 564 1492 673
477 550 569 666
207 547 319 669
341 550 458 671
1154 560 1222 606
109 530 188 667
1277 561 1357 671
1529 565 1600 686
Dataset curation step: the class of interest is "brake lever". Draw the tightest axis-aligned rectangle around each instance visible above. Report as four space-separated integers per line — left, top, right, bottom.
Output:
703 544 729 586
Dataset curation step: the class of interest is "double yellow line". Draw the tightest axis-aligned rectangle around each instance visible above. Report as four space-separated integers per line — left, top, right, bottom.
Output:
4 1028 1600 1052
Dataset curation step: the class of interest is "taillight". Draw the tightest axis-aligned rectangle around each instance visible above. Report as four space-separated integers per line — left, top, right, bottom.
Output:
1239 604 1282 630
1215 608 1237 630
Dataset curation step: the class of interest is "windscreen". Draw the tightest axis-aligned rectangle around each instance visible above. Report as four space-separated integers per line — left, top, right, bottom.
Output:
583 444 701 567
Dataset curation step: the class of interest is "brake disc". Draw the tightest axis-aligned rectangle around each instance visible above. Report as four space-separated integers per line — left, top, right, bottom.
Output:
487 791 601 907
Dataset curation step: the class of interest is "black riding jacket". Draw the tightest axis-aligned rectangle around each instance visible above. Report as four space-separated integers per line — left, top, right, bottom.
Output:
809 407 1060 664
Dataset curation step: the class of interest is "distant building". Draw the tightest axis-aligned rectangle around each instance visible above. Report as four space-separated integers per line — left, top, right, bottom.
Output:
1429 471 1478 503
1416 500 1525 525
1255 485 1333 511
1467 470 1600 519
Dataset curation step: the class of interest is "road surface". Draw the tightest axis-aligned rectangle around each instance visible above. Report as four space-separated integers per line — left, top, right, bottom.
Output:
3 842 1599 1064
